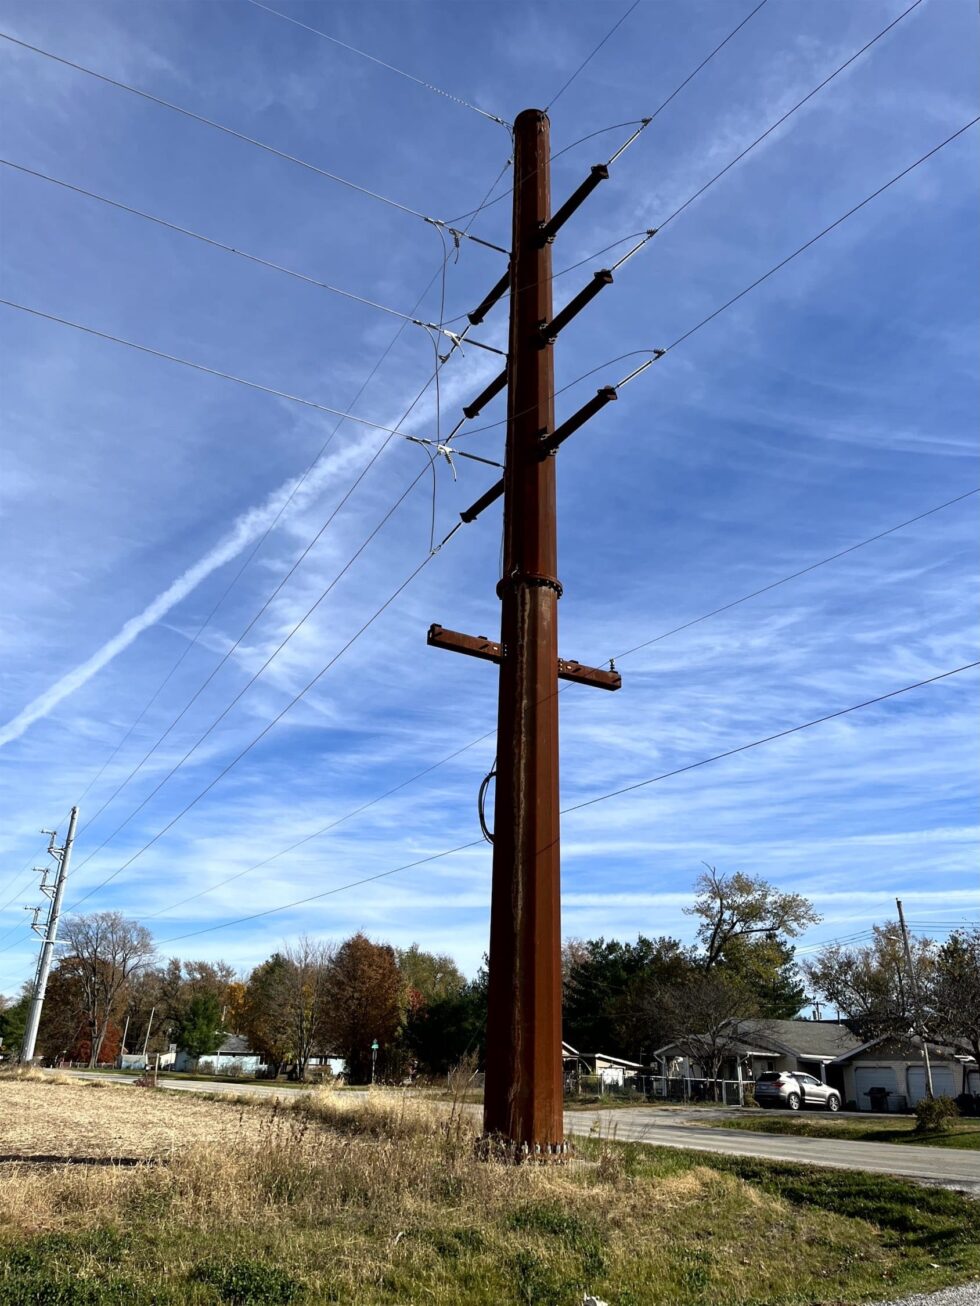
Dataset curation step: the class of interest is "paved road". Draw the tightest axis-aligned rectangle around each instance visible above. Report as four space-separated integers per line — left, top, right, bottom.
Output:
58 1073 978 1192
564 1107 980 1192
61 1070 307 1099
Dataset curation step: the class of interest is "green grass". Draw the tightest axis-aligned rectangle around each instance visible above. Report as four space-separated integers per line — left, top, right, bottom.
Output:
709 1113 980 1150
1 1084 979 1304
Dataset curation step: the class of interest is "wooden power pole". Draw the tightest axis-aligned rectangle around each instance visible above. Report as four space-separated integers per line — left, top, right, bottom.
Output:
429 108 623 1155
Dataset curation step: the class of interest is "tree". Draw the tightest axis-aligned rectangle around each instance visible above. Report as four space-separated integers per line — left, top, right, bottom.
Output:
931 927 980 1066
35 963 89 1061
803 922 936 1043
405 964 488 1075
175 992 224 1059
716 934 808 1019
659 972 760 1098
564 936 693 1059
686 867 819 969
322 933 402 1084
281 937 333 1079
242 954 296 1076
396 945 466 1012
0 992 30 1057
58 912 156 1066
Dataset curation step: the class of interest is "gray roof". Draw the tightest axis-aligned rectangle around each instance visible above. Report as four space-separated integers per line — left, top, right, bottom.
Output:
656 1019 864 1062
740 1019 864 1059
215 1034 254 1055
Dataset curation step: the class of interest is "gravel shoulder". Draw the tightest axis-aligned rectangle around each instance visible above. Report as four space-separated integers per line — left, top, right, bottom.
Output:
871 1285 980 1306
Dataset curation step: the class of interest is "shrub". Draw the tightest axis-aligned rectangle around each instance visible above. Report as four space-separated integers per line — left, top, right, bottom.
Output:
914 1094 959 1134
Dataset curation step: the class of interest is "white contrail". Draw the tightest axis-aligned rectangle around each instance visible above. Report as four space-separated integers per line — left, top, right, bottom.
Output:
0 430 377 749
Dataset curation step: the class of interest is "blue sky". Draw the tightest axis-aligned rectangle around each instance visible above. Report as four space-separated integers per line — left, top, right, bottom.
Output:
0 0 976 995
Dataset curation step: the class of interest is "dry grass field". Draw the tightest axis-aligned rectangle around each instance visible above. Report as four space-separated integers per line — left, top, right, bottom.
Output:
0 1076 265 1162
0 1071 978 1305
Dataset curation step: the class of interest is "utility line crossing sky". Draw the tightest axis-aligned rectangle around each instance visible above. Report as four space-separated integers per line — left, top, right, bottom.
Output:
0 0 976 989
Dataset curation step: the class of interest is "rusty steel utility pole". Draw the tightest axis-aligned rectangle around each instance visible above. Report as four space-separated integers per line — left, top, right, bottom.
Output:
483 107 563 1154
429 107 625 1156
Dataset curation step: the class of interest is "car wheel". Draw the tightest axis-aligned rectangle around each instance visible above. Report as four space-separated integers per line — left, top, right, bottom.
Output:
786 1092 801 1111
826 1094 841 1112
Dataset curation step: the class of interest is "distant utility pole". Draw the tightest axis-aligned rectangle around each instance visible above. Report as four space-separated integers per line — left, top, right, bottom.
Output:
896 898 934 1099
429 109 625 1156
20 806 78 1063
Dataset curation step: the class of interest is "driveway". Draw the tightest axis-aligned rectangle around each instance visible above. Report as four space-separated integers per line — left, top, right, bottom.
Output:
563 1106 980 1193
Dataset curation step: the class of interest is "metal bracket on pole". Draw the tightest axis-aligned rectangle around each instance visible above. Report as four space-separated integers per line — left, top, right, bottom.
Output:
540 164 609 244
427 625 621 690
538 387 618 458
540 270 614 343
468 268 511 326
462 367 508 419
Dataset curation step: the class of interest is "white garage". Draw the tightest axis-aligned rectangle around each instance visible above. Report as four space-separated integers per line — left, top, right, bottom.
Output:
854 1065 899 1111
835 1036 974 1112
907 1065 957 1105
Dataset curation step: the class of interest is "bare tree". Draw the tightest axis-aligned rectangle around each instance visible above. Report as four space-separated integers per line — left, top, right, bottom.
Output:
660 973 759 1099
803 922 936 1044
931 927 980 1070
282 937 334 1079
686 866 819 969
59 912 156 1066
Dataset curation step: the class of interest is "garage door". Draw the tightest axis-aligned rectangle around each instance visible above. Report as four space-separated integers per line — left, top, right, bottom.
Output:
908 1065 957 1106
854 1066 898 1111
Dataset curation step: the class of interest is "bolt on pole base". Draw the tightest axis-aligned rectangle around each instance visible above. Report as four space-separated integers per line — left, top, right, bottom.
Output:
475 1134 574 1165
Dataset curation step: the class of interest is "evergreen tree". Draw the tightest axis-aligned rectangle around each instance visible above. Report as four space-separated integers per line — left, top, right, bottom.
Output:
176 992 224 1059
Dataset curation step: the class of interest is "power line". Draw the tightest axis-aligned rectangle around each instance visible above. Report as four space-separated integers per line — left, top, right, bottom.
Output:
69 330 462 849
661 115 980 356
0 299 468 431
446 0 772 238
152 659 979 943
639 0 770 126
136 485 976 924
63 280 503 865
444 0 927 329
656 0 925 235
611 488 980 660
63 258 509 899
0 160 468 338
547 1 642 111
245 0 510 129
66 541 447 913
8 122 975 923
452 116 980 442
0 157 513 947
69 459 432 882
564 662 980 816
0 31 497 245
19 145 511 914
61 155 511 835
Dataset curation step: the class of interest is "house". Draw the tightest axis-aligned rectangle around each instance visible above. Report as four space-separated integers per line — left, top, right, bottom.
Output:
830 1035 976 1111
173 1034 266 1076
118 1050 176 1072
654 1018 865 1093
562 1040 647 1089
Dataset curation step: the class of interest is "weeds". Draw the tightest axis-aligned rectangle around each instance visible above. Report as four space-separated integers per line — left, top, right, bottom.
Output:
1 1079 978 1303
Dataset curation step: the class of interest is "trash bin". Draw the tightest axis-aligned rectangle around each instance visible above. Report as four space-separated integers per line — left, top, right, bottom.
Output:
866 1086 891 1112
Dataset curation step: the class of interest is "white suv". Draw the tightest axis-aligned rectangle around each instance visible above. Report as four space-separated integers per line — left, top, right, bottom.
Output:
753 1070 841 1112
